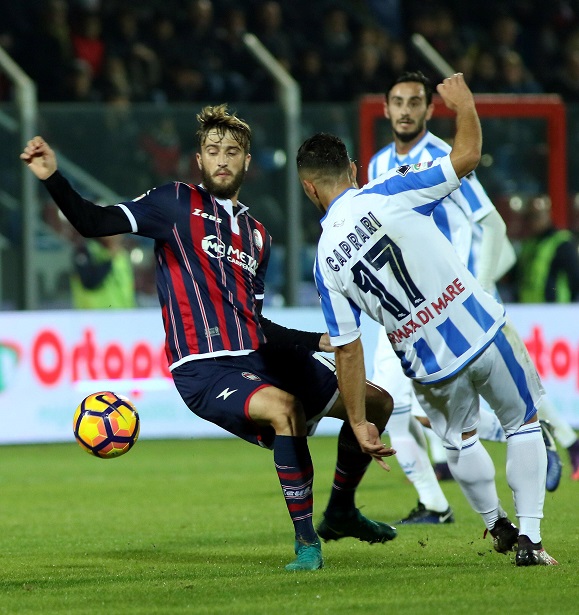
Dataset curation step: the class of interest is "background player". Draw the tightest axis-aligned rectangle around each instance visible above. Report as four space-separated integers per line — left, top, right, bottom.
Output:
298 73 558 567
21 105 397 572
368 71 568 505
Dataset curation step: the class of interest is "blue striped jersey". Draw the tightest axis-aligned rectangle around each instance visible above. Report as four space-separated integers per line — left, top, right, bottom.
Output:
315 155 506 383
118 182 270 369
368 131 495 275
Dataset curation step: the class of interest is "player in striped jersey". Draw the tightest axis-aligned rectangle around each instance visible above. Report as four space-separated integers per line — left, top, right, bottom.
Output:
369 71 567 500
21 105 398 572
368 70 511 522
298 74 558 566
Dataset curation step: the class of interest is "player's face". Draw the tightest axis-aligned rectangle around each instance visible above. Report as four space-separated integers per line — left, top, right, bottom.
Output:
385 82 434 144
197 129 251 200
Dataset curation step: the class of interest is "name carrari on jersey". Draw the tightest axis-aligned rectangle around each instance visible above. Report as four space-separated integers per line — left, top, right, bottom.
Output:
325 211 382 272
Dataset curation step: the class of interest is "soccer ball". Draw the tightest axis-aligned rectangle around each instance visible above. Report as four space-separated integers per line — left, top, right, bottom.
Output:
73 391 140 459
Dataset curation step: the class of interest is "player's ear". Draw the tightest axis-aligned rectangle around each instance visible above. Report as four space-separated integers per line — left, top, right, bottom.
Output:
196 152 202 170
425 102 435 122
300 178 316 200
383 100 390 120
245 153 251 172
349 160 358 186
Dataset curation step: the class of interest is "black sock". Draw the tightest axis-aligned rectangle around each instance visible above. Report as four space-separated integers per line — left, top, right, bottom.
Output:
326 422 372 516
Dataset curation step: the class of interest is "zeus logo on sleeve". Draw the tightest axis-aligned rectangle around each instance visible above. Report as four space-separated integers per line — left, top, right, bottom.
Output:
192 208 222 223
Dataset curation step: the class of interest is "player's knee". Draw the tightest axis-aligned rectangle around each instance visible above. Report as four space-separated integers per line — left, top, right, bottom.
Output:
268 397 307 436
365 382 393 431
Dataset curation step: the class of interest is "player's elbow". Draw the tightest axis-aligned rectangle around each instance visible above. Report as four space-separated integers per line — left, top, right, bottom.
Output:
451 148 481 179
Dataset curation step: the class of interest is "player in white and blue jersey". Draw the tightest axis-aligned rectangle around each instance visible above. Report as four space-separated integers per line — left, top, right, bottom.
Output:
370 71 567 503
297 74 557 566
368 70 512 524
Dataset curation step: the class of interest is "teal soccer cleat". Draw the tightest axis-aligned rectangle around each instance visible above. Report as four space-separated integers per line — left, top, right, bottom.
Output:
285 539 324 571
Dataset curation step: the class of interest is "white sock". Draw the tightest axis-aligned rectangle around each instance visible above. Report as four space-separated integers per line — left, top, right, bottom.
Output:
478 409 506 442
445 435 500 529
538 395 578 449
388 412 450 512
425 428 448 464
506 421 546 544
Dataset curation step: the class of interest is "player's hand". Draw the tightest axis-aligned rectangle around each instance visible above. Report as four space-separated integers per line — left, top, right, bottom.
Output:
20 136 57 180
318 333 335 353
352 420 395 471
436 73 475 113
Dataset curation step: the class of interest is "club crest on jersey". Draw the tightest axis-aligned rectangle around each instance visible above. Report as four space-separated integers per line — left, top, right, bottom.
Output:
242 372 261 381
253 229 263 251
396 164 411 176
201 235 226 258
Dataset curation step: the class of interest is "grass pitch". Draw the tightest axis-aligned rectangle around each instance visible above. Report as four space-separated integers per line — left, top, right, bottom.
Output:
0 435 577 614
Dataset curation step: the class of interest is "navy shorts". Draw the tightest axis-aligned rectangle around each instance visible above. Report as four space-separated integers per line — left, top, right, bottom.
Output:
171 346 339 448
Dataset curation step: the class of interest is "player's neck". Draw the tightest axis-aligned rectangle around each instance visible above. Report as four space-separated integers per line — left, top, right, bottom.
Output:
394 129 427 156
395 136 420 156
321 181 353 212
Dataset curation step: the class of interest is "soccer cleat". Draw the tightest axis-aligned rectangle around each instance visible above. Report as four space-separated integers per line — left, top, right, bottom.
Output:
317 508 397 544
285 539 323 571
395 501 455 525
540 420 563 492
433 462 454 481
486 516 519 554
515 535 559 566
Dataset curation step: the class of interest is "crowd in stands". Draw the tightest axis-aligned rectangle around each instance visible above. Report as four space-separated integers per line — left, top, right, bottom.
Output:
3 0 579 104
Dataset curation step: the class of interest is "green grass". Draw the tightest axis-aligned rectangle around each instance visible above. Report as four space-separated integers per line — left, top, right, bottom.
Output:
0 437 577 614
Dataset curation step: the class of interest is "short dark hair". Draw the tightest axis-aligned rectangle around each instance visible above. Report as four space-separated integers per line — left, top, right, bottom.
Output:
386 71 434 105
296 133 351 177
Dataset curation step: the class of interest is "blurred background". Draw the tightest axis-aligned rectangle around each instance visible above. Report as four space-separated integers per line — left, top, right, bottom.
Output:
2 0 579 444
2 0 579 310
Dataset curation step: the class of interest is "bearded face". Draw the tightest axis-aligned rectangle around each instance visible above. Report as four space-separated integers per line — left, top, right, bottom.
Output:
386 81 432 146
200 163 247 200
197 128 250 200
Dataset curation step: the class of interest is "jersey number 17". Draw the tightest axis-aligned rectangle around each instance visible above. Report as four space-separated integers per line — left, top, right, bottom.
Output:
351 233 425 320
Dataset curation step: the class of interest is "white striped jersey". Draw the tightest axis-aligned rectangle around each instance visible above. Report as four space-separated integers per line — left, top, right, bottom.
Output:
315 155 506 384
368 131 495 275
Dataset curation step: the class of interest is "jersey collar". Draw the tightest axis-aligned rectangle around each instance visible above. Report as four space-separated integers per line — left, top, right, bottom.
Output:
321 187 356 223
215 196 249 217
397 131 432 163
198 184 249 216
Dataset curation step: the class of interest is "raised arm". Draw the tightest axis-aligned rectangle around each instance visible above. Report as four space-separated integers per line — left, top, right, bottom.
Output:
436 74 482 179
20 136 132 237
20 136 58 180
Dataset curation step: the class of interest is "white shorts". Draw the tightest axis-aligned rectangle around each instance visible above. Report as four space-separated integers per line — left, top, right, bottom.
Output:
412 320 544 449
